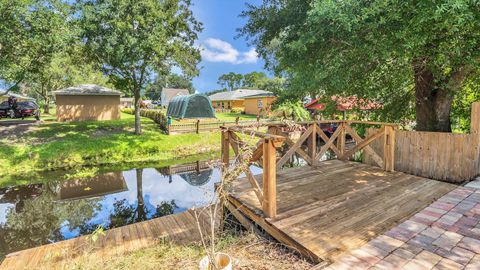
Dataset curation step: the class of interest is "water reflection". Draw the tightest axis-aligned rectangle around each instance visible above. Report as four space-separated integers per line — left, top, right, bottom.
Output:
0 161 234 258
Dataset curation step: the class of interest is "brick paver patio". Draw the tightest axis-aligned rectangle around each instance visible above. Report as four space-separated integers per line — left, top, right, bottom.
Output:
325 186 480 270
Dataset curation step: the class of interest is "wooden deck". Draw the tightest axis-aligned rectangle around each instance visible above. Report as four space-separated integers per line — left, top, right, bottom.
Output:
226 160 456 264
0 208 213 270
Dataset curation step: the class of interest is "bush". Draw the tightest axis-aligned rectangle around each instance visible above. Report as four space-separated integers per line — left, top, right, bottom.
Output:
230 108 244 114
122 108 168 133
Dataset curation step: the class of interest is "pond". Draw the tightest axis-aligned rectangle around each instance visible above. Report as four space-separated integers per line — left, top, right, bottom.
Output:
0 160 262 259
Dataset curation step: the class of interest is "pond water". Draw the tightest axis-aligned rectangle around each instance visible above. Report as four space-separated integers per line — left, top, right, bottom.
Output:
0 161 262 258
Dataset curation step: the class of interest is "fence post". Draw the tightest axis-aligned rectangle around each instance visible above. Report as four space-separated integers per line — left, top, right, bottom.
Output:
262 138 277 219
472 102 480 175
196 119 200 134
221 130 230 169
308 123 317 165
383 125 395 172
337 122 346 157
471 102 480 135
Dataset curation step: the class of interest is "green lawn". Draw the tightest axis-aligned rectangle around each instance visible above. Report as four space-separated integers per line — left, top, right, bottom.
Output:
0 112 221 186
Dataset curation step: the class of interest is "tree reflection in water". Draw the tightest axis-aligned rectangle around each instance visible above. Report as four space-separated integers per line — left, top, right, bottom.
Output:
0 182 100 258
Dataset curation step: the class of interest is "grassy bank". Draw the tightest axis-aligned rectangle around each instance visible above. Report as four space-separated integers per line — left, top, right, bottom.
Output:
48 232 312 270
0 113 221 186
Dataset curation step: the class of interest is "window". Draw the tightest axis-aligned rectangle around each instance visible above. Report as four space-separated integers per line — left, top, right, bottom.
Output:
257 100 263 108
216 102 220 107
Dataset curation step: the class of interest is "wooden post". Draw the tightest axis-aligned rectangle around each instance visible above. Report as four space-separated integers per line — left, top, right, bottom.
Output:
196 119 200 134
383 126 395 172
221 130 230 168
471 102 480 135
308 123 317 165
472 102 480 175
262 138 277 219
337 122 346 158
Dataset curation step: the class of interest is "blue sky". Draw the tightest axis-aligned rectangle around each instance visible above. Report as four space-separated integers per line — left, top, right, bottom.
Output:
190 0 267 93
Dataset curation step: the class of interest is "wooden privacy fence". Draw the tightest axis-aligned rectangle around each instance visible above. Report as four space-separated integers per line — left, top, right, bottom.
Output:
221 120 397 218
364 102 480 183
364 130 479 182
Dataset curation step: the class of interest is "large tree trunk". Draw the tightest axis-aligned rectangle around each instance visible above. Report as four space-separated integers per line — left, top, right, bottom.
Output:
134 88 142 135
413 58 463 132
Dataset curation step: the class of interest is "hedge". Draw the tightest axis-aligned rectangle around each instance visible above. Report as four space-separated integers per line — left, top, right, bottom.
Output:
122 108 168 133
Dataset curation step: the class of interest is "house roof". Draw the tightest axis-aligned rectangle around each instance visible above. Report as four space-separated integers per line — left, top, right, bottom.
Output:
0 91 35 101
209 89 273 101
53 84 121 96
162 88 189 101
243 92 276 99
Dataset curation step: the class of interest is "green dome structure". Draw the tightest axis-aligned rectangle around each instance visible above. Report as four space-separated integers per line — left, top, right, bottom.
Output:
166 94 215 119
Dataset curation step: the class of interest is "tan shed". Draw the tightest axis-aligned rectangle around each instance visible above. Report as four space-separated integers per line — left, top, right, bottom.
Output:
53 84 121 122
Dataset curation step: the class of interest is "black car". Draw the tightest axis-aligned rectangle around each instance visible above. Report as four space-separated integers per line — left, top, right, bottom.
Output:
0 100 40 120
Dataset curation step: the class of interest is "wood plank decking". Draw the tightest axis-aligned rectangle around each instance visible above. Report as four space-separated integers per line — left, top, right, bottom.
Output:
226 160 457 264
0 208 212 270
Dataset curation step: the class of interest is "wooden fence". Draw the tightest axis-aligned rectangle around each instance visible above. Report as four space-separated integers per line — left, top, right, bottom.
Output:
168 118 271 134
365 102 480 183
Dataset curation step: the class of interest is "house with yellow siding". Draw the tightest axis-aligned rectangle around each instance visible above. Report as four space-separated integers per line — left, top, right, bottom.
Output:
209 89 275 115
244 92 276 116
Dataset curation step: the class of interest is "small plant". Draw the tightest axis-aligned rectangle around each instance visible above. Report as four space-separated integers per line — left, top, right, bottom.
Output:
194 126 257 270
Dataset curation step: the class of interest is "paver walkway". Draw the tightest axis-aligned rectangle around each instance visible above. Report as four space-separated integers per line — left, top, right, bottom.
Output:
326 186 480 270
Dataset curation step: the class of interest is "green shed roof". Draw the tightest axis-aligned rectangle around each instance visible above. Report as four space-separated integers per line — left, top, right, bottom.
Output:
166 94 215 119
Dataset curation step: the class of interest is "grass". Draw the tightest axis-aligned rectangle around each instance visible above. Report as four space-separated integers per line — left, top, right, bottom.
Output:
44 231 312 270
0 112 221 186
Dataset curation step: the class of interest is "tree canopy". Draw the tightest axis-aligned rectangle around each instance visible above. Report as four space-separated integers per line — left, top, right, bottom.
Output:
0 0 73 94
216 71 285 94
241 0 480 131
77 0 201 134
145 73 195 100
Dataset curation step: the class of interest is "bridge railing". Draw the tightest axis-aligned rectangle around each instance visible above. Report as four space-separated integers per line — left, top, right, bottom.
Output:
221 120 398 219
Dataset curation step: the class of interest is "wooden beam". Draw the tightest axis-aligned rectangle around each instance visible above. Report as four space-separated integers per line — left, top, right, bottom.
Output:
383 126 395 172
471 102 480 135
228 132 264 203
263 139 277 219
341 128 385 160
315 125 343 160
276 125 314 168
308 124 317 165
337 122 346 156
284 138 313 166
226 195 322 263
221 130 230 168
344 124 384 168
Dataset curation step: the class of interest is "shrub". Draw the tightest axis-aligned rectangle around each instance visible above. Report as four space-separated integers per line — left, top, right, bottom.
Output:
121 108 168 133
230 108 244 114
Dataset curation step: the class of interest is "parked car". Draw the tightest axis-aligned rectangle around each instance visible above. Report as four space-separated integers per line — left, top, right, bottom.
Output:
0 101 40 120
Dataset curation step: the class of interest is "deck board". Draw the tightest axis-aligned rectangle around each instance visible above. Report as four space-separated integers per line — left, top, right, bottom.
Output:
228 160 456 263
0 207 213 270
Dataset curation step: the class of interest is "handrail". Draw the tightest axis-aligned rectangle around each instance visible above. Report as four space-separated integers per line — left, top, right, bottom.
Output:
223 126 286 141
222 120 398 220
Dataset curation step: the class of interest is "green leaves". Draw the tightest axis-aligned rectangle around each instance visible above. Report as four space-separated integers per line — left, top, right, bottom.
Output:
240 0 480 126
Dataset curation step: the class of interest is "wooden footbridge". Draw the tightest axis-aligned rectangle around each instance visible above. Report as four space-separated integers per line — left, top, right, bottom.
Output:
222 120 457 264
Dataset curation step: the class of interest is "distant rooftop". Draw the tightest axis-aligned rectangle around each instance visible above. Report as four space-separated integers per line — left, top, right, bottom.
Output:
209 89 272 101
0 91 35 101
53 84 121 96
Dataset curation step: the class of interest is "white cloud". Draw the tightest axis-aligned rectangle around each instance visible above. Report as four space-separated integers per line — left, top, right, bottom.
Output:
200 38 258 65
